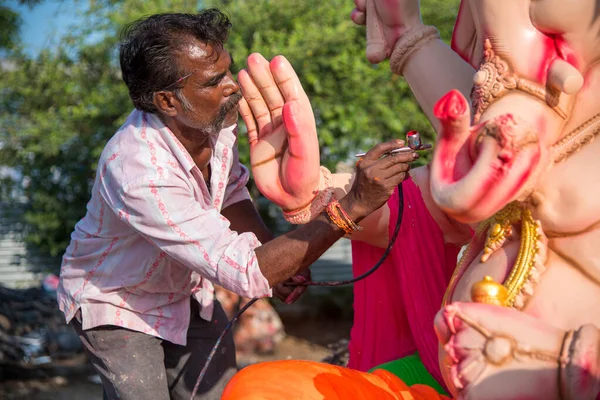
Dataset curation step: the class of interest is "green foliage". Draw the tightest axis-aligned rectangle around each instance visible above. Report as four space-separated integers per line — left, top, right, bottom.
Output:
0 5 21 50
0 0 197 256
0 0 45 50
0 0 460 257
0 48 130 255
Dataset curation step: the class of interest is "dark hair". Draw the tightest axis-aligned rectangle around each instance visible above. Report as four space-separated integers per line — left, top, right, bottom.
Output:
119 9 232 113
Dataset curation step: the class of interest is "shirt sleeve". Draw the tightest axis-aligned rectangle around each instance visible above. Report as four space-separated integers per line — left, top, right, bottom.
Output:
221 140 252 210
99 165 272 299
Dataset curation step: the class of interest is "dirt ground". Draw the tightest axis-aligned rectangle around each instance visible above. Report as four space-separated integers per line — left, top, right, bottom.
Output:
0 317 353 399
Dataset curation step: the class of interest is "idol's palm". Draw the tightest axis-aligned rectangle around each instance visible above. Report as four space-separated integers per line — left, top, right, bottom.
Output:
238 54 320 211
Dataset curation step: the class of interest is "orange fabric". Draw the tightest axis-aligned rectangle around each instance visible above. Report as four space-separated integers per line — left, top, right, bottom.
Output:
221 360 452 400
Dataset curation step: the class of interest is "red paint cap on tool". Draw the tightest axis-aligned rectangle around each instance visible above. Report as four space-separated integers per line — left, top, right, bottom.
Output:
407 130 422 150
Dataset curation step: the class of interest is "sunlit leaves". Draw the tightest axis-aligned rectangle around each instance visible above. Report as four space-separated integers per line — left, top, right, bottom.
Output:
0 0 460 255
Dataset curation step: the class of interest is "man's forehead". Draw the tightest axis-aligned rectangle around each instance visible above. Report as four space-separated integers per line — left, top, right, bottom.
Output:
186 43 209 60
182 41 229 64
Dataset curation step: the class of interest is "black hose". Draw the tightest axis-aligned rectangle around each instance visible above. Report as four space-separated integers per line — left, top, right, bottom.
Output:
189 184 405 399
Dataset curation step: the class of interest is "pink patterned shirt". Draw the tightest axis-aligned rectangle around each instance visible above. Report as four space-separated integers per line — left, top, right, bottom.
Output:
57 110 272 345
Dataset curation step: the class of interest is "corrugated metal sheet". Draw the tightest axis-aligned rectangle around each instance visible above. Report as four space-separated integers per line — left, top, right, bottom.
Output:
0 203 59 288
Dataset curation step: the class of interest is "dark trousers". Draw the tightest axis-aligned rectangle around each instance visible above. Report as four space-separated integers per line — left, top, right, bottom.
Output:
71 299 237 400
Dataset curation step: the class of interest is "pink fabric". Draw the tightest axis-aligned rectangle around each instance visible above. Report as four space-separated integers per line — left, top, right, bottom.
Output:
348 179 460 387
57 110 272 346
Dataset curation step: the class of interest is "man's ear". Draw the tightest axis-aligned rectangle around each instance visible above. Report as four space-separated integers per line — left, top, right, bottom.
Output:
153 91 179 117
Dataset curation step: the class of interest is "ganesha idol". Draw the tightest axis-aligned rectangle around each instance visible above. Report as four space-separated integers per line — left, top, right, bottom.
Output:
222 0 600 399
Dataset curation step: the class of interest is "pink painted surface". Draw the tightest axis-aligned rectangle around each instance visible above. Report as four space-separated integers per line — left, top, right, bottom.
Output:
57 110 271 346
348 179 460 388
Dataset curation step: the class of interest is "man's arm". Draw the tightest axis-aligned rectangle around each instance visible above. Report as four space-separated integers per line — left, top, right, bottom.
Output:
254 196 359 286
253 139 414 286
103 172 357 293
101 140 410 297
219 154 379 283
222 199 310 303
222 199 273 243
102 172 272 298
330 172 391 248
221 157 311 302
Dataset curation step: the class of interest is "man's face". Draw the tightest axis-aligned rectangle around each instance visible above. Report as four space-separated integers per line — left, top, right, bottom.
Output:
173 41 242 136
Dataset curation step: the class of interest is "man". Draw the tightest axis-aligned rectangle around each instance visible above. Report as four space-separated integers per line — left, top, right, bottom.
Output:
57 9 415 400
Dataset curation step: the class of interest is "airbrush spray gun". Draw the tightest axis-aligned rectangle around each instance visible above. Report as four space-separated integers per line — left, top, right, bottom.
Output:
354 130 432 158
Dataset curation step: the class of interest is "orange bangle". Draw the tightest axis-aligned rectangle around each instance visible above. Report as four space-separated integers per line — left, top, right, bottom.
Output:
327 207 352 234
333 201 362 232
326 199 362 234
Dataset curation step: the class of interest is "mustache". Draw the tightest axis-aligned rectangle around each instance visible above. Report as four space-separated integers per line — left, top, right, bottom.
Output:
209 92 243 132
221 92 243 114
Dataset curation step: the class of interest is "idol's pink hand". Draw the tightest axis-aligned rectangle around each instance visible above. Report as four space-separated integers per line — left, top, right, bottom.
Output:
350 0 423 64
238 54 320 212
434 302 565 399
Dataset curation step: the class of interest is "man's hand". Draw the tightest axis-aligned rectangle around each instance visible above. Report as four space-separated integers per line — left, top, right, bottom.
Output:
238 54 321 212
272 269 312 304
343 139 417 220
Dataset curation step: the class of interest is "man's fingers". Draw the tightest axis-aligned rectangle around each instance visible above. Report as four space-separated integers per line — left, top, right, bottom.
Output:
273 287 290 302
388 171 408 187
284 286 306 304
284 274 308 304
239 97 258 145
238 68 273 136
273 277 307 304
361 139 405 163
380 161 411 178
379 150 418 169
354 0 366 11
247 53 285 129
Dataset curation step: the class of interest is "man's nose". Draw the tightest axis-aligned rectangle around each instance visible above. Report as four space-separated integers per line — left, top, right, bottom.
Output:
223 72 239 96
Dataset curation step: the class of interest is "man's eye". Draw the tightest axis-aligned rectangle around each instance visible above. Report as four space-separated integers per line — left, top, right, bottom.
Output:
204 75 225 87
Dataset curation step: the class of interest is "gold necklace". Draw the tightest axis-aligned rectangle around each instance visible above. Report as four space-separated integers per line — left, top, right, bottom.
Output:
442 203 545 309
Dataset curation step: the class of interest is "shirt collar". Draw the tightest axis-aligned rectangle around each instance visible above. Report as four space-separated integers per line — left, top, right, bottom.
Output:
142 111 238 173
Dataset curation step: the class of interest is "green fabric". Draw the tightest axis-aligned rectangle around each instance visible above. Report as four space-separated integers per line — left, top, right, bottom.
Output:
369 352 447 395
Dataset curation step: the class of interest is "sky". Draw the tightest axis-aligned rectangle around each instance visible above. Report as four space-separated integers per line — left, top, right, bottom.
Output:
6 0 81 57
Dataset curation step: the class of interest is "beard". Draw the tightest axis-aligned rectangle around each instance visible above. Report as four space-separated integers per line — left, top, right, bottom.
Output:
177 91 242 136
209 91 242 133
